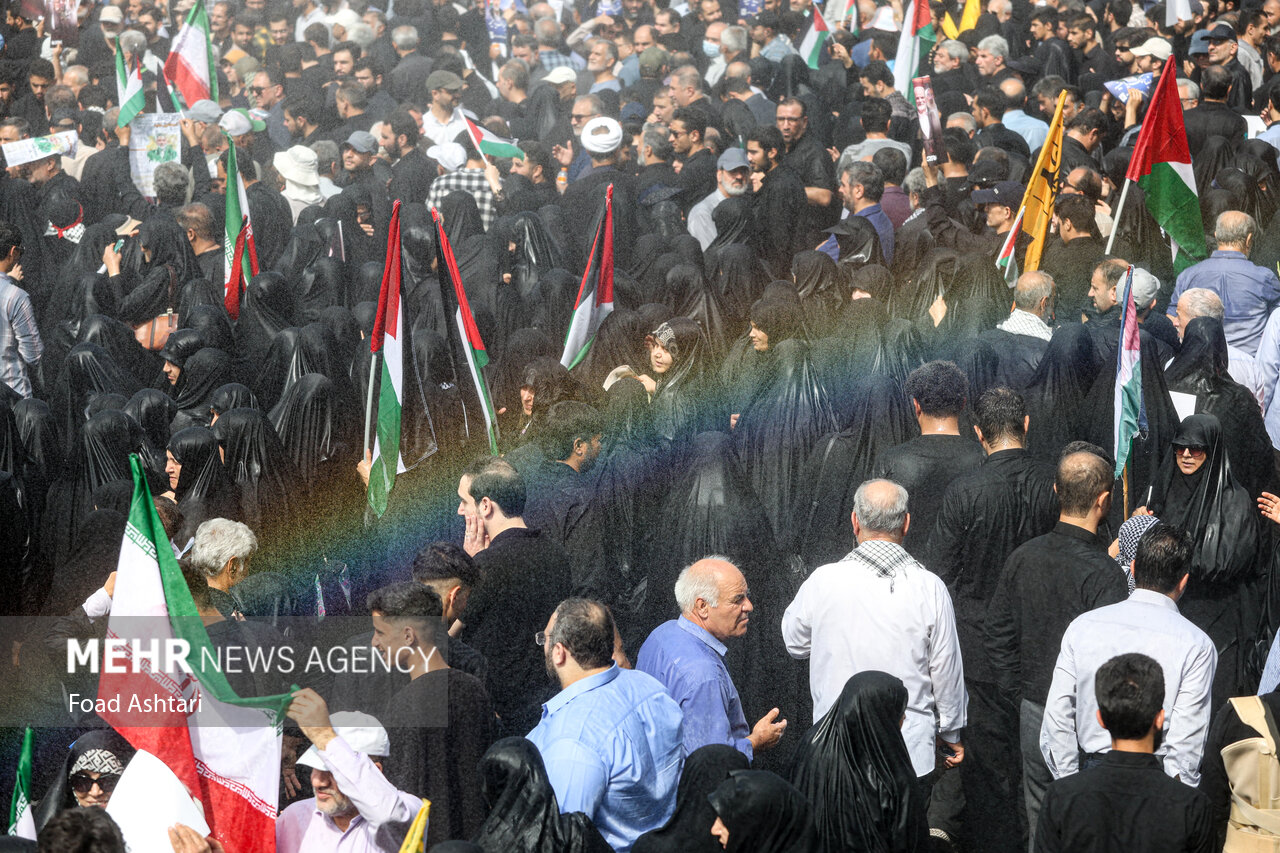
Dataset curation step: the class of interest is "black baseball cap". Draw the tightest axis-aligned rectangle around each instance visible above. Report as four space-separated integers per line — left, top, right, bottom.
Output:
972 180 1025 206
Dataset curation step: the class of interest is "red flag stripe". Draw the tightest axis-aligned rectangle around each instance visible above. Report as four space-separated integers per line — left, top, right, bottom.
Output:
1126 58 1189 182
371 200 403 352
432 208 487 352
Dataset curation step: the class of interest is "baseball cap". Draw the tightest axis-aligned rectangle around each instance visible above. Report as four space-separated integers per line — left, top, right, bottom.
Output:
342 130 378 153
543 66 577 85
296 712 391 769
185 99 223 124
1130 37 1172 60
219 109 254 137
638 46 669 75
427 142 467 171
969 159 1007 188
1189 30 1211 55
425 70 464 92
99 6 123 24
1205 22 1236 41
972 180 1025 206
717 148 749 171
1129 267 1161 307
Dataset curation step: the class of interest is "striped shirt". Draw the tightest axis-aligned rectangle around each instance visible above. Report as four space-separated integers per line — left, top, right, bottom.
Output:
0 274 41 398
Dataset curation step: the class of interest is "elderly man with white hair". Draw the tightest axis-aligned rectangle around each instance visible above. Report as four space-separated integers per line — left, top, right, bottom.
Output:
189 518 258 621
636 556 788 759
1177 287 1268 407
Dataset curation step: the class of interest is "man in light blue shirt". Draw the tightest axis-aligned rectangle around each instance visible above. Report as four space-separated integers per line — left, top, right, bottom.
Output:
998 77 1049 152
529 598 684 853
636 557 788 760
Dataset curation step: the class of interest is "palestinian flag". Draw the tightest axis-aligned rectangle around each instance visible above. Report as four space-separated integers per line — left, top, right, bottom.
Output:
1126 57 1206 273
368 201 405 517
1113 266 1146 478
996 207 1024 287
6 728 33 840
433 207 499 454
798 6 830 71
894 0 934 100
98 456 290 853
164 0 218 110
1018 90 1066 271
223 138 258 320
115 49 144 128
942 0 980 38
561 185 615 369
465 116 523 160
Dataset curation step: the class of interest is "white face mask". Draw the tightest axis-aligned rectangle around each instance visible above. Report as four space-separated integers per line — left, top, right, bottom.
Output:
703 39 720 58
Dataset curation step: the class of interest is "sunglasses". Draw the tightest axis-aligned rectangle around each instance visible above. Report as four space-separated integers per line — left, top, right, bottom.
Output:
70 773 120 794
1173 445 1207 458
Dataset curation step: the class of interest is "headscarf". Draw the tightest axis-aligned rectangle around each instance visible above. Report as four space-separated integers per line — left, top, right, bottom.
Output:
170 349 234 431
180 305 236 355
577 310 647 391
712 244 769 328
212 407 295 531
633 745 750 853
34 729 135 831
707 770 818 853
792 250 843 339
295 256 345 322
1023 324 1104 460
117 215 201 323
235 271 296 362
648 318 711 441
270 373 345 486
51 342 142 450
168 426 239 539
46 508 125 615
210 383 259 420
123 388 177 477
707 197 754 253
1115 513 1161 592
789 671 927 853
672 264 732 358
471 737 614 853
13 398 61 482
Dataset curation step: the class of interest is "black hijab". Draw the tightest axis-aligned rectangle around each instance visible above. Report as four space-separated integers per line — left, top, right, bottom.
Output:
648 318 711 442
577 309 647 392
210 383 259 419
33 729 134 831
1023 324 1104 461
471 737 614 853
634 745 750 853
295 255 345 321
212 406 295 531
13 398 61 481
707 770 818 853
168 426 240 542
170 348 234 430
672 264 732 359
707 197 754 253
236 271 296 362
47 508 126 615
124 388 176 476
792 250 842 339
51 342 142 449
117 215 200 323
180 304 236 356
270 373 346 486
790 671 926 853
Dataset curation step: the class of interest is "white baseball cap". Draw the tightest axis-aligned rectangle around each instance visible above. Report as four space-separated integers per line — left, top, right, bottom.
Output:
295 712 391 769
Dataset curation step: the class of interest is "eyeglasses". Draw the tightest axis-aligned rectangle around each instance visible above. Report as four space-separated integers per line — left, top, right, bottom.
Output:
70 773 120 794
1173 445 1207 458
534 631 548 645
249 86 267 94
570 112 597 122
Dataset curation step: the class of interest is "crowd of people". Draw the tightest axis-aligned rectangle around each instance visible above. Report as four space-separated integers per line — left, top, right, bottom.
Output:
3 0 1280 847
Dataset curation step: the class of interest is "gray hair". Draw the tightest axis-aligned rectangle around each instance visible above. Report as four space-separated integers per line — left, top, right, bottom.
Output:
938 39 968 61
500 58 530 90
190 518 258 579
1178 287 1225 322
153 160 191 206
643 126 673 161
721 25 748 54
978 35 1009 59
1178 79 1200 100
840 159 884 202
1215 211 1256 247
346 21 375 49
534 17 561 46
118 29 146 56
311 139 339 172
852 480 909 534
391 25 419 50
1013 271 1055 311
674 554 736 611
903 166 927 199
947 111 977 133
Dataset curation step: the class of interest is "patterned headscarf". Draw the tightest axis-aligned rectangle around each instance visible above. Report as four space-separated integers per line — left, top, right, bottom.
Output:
70 749 125 778
1115 514 1161 593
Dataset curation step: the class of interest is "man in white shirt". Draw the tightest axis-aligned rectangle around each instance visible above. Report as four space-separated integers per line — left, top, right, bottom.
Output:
687 148 750 250
782 479 968 779
421 70 471 148
1040 523 1217 785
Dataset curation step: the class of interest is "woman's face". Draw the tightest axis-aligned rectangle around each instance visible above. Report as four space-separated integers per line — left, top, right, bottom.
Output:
748 322 769 352
162 359 181 385
650 342 674 374
519 386 535 416
711 815 729 848
1175 444 1207 476
165 450 181 490
71 771 117 808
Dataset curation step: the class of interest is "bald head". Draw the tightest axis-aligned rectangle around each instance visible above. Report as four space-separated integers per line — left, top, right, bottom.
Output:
998 77 1026 107
1056 450 1112 517
676 556 752 639
851 479 910 542
1215 210 1256 251
1013 271 1055 315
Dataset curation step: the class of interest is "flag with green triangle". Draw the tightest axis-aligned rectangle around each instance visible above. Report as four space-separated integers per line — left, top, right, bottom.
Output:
894 0 935 102
115 49 144 128
6 728 33 839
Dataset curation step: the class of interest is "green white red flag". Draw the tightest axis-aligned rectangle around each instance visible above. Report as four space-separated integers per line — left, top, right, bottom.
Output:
98 456 290 852
465 116 524 160
115 48 144 128
1113 266 1145 478
164 0 218 109
223 138 258 320
367 201 405 517
798 7 830 70
996 207 1024 287
1125 58 1206 273
894 0 934 99
433 207 499 454
562 185 615 369
6 728 33 839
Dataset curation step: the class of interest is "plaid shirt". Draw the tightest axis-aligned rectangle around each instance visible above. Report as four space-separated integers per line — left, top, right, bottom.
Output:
427 169 497 232
0 274 42 398
538 48 585 71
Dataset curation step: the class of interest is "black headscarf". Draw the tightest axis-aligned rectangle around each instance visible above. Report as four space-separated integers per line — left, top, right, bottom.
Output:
33 729 135 832
633 745 750 853
790 671 927 853
13 398 61 482
529 269 579 348
648 318 711 442
212 406 295 531
170 349 234 432
712 244 769 329
672 264 732 358
116 215 200 324
577 309 647 392
210 383 259 420
168 426 240 541
471 737 614 853
158 328 207 372
180 305 236 356
707 197 754 253
235 271 296 362
51 342 142 450
270 373 346 487
295 255 345 322
707 770 818 853
46 508 125 615
1023 324 1104 460
792 250 843 339
490 328 558 429
124 388 176 477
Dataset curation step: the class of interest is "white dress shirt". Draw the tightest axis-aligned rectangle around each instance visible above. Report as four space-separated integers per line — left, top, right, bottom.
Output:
782 540 967 776
687 188 726 251
1039 588 1217 785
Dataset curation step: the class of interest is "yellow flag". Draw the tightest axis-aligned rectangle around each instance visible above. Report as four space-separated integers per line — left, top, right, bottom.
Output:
941 0 980 38
397 800 431 853
1018 90 1066 271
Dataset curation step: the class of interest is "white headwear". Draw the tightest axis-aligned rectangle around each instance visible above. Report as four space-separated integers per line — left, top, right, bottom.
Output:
581 116 623 155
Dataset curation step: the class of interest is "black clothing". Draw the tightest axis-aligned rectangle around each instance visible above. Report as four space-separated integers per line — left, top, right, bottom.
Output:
390 148 435 204
752 164 808 278
1035 751 1215 853
1035 37 1077 83
706 770 819 853
633 746 750 853
1183 101 1248 158
1040 235 1107 317
674 148 718 214
877 434 984 559
975 122 1031 160
1057 134 1099 179
782 132 837 247
985 521 1129 703
982 328 1049 390
460 527 571 736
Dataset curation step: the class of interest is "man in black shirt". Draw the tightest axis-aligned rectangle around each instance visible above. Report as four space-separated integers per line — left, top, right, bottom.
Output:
972 87 1031 160
382 109 434 203
454 457 571 737
746 125 806 279
777 97 836 250
987 445 1129 844
1184 65 1249 156
1036 653 1216 852
1040 194 1107 319
1203 22 1254 113
877 361 984 560
671 107 717 214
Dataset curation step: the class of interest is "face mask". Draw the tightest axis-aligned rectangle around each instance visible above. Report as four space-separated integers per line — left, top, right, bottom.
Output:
703 39 720 57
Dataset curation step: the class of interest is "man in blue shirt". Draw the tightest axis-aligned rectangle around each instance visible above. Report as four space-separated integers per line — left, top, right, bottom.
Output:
636 557 787 760
528 598 684 853
1168 210 1280 356
838 158 894 265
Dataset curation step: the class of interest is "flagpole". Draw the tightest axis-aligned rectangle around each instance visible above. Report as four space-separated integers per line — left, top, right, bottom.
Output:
1105 178 1134 255
363 351 380 457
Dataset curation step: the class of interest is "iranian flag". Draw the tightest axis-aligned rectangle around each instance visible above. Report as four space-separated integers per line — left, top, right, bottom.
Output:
465 116 524 160
996 207 1024 287
1126 57 1206 273
562 185 615 369
434 207 499 454
894 0 934 99
6 728 33 840
223 138 258 320
1113 266 1145 478
367 201 405 517
798 6 830 70
115 49 144 128
98 456 289 853
164 0 218 110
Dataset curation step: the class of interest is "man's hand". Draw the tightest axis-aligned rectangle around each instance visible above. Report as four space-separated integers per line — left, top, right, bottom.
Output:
551 142 573 168
829 41 853 69
921 157 939 188
281 733 304 798
751 171 764 192
9 263 22 282
1260 492 1280 523
463 513 489 556
288 688 337 751
168 824 225 853
483 160 502 194
104 571 117 598
356 449 372 488
180 117 201 146
937 736 965 768
747 708 787 752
